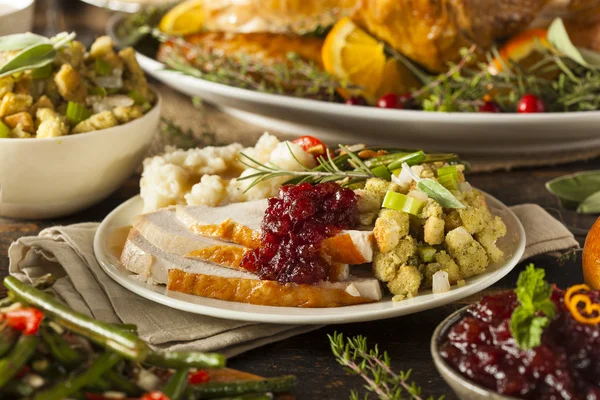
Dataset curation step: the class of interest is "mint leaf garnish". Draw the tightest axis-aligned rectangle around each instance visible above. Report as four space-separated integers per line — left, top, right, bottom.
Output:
509 264 557 350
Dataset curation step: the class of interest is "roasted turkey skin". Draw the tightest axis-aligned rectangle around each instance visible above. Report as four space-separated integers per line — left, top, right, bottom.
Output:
167 269 376 307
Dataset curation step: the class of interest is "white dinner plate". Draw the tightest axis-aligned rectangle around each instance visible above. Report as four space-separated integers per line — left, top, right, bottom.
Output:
94 193 526 325
107 14 600 154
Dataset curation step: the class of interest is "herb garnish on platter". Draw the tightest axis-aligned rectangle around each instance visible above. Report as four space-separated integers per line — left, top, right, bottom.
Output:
509 265 557 350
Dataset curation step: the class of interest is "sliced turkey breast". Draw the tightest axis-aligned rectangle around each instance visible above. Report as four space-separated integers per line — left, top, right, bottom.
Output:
133 207 351 281
120 229 255 284
120 229 382 307
175 201 375 264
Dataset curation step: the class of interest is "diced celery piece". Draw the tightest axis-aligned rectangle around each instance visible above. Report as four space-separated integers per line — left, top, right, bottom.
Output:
417 246 437 262
437 165 458 177
437 173 459 191
382 191 425 215
371 165 391 181
30 64 53 79
95 59 112 76
66 102 91 125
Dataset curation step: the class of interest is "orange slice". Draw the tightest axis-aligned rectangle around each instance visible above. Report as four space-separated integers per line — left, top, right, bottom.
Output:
489 29 550 74
322 18 386 103
159 0 204 36
323 17 420 103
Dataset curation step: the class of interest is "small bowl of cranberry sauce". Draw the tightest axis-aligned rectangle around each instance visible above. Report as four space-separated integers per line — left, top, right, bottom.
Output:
431 289 600 400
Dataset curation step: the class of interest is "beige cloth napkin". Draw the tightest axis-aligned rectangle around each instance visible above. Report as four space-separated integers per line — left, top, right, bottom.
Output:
8 203 578 357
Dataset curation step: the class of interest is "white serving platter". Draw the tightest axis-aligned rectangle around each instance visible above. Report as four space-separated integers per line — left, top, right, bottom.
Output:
94 192 526 324
106 14 600 154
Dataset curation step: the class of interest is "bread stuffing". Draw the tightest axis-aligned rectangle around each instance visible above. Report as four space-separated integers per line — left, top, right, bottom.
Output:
0 35 155 139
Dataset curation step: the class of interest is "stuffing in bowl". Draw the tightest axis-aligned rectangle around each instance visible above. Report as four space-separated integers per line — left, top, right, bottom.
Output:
0 33 160 219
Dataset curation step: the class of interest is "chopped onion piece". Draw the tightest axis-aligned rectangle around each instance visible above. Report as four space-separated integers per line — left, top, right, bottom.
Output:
460 182 473 192
90 95 135 113
410 165 424 179
407 189 428 202
94 75 123 89
432 271 451 294
392 166 413 187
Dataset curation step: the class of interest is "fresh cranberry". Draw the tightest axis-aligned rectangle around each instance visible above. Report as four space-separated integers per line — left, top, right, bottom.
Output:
479 101 501 113
517 94 546 113
345 96 367 106
241 183 359 285
377 93 404 109
398 93 414 109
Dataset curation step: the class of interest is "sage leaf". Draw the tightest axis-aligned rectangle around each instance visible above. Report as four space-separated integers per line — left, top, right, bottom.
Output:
577 191 600 214
545 170 600 203
0 33 50 52
0 43 56 78
400 162 464 209
417 179 465 209
548 18 600 69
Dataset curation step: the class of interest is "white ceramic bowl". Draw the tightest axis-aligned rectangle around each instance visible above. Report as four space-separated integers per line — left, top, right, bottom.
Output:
0 95 161 219
0 0 35 36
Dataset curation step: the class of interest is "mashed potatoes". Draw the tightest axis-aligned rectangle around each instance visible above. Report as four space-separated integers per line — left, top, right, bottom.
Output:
140 133 316 212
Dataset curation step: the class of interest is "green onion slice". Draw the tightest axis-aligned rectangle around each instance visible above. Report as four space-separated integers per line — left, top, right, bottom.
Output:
66 101 91 125
0 120 10 138
417 246 437 262
95 58 112 76
382 191 426 216
370 165 391 181
387 150 426 171
437 173 459 191
127 90 147 106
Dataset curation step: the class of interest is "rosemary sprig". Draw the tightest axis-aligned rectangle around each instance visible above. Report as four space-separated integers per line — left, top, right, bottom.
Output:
237 144 374 191
329 332 441 400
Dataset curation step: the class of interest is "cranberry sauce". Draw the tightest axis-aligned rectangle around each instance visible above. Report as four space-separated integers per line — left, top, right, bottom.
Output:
439 289 600 399
241 182 359 285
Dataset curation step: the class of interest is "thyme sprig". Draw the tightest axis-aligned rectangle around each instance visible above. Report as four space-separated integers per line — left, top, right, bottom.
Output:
329 333 441 400
238 144 374 191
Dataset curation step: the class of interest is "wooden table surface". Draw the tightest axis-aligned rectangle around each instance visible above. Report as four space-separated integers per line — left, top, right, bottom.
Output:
1 1 598 398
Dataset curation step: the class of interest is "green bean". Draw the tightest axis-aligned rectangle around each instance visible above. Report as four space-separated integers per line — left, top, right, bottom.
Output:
147 350 225 369
0 334 40 389
40 327 83 369
105 369 143 396
186 376 296 399
5 277 149 361
2 380 35 397
386 151 427 170
33 352 122 400
0 328 19 358
162 367 189 400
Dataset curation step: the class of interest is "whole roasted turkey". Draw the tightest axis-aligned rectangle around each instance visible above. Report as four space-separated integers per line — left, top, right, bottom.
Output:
188 0 600 72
